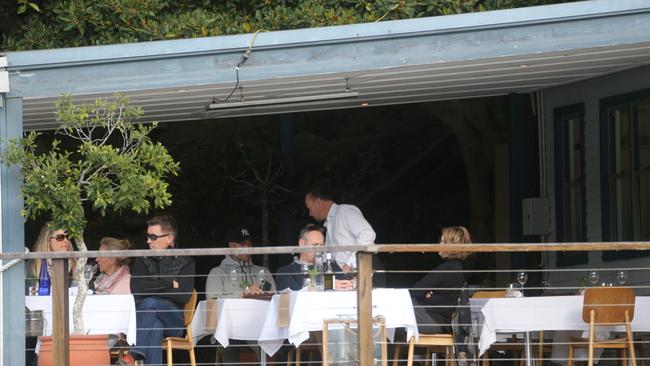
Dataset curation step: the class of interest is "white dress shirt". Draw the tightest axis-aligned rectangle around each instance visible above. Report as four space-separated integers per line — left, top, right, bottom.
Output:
324 203 376 267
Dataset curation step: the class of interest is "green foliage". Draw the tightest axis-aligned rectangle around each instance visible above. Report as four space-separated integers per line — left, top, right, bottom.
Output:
2 95 179 239
1 0 580 51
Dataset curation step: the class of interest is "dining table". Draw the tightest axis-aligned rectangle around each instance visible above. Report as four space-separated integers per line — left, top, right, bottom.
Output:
257 288 419 357
473 295 650 365
25 294 137 353
190 297 274 347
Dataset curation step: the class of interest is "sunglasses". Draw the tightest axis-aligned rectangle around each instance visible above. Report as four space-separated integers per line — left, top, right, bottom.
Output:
147 233 171 241
50 234 69 242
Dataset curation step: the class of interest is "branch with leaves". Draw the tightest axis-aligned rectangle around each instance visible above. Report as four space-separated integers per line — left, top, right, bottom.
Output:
2 95 179 333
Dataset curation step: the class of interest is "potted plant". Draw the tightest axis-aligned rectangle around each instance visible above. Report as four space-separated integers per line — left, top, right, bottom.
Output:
4 95 179 362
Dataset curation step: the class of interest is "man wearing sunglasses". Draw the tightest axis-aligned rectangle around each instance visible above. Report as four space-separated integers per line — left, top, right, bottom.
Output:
122 215 195 365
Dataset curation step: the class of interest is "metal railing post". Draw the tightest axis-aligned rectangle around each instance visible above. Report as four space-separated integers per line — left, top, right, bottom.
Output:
51 258 69 365
357 251 373 366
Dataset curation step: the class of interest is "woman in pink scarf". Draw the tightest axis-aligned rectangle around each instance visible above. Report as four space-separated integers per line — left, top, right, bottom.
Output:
94 237 132 295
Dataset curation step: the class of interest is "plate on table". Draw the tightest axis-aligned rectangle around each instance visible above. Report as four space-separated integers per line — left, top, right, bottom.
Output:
242 292 275 301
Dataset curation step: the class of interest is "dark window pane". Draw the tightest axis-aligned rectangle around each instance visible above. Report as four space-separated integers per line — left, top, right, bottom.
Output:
640 174 650 240
569 184 583 241
610 107 631 175
612 177 633 241
638 101 650 171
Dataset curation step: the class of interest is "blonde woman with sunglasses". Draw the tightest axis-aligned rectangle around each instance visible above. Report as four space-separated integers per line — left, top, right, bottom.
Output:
26 224 77 283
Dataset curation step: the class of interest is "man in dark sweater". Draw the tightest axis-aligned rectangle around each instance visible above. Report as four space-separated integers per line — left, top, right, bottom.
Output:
125 215 195 365
276 224 353 291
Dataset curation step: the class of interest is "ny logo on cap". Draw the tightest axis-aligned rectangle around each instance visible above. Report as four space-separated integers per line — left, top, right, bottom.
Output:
241 228 250 237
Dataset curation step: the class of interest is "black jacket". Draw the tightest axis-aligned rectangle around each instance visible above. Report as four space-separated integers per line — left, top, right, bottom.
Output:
411 259 464 325
275 260 346 292
130 255 195 306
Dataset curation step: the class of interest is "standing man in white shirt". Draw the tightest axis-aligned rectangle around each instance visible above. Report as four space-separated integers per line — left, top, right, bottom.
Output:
304 186 376 271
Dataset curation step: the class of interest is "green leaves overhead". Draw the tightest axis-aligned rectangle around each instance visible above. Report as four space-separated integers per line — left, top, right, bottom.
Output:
2 95 179 239
2 0 578 51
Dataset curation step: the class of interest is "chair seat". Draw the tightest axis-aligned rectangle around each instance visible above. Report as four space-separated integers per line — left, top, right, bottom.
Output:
569 337 631 348
162 337 192 350
414 334 455 347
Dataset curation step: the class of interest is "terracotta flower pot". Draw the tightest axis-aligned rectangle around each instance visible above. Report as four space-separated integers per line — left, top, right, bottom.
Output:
38 334 110 366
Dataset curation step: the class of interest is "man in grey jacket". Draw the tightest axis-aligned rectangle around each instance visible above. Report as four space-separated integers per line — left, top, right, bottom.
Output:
205 226 275 299
205 226 275 364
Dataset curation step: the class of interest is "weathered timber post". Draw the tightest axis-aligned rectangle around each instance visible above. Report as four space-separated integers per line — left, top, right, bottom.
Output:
51 258 69 365
357 251 373 366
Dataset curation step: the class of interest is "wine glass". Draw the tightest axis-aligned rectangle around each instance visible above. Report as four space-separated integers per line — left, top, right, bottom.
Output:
257 269 267 289
84 264 98 285
588 271 600 286
349 264 357 289
229 269 238 282
616 271 628 285
516 272 528 287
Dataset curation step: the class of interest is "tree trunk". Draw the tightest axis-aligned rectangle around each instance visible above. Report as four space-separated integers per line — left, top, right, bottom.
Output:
261 193 270 269
73 232 88 334
423 98 506 243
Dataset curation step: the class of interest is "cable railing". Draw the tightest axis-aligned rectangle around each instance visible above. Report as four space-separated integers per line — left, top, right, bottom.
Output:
3 242 650 366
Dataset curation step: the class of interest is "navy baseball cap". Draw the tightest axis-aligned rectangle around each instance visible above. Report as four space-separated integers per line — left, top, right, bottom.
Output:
226 226 252 243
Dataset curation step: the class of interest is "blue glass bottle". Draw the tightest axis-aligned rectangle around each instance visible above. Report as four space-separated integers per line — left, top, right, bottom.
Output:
38 258 50 296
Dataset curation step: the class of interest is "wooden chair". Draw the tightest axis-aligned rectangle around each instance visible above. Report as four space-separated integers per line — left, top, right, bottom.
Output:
403 334 455 366
323 316 388 366
162 289 198 366
567 287 636 366
471 290 507 299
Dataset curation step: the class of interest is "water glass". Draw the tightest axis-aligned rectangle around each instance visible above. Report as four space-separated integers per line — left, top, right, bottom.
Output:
258 269 267 289
616 271 628 285
230 269 238 282
84 264 98 285
588 271 600 286
516 272 528 287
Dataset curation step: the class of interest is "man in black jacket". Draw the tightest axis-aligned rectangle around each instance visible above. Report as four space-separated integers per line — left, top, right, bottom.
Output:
125 215 195 365
275 224 353 291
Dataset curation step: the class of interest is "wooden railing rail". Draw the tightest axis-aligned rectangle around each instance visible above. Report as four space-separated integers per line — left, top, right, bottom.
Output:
3 241 650 261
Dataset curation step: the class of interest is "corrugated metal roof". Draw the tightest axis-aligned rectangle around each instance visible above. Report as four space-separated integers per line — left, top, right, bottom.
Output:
6 0 650 130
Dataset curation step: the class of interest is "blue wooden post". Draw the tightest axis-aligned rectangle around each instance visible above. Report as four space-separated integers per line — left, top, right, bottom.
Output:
1 94 26 366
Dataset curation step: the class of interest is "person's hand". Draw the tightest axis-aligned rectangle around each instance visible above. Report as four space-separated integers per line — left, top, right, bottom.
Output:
243 284 263 295
342 264 352 273
335 279 354 291
425 290 433 299
172 280 179 289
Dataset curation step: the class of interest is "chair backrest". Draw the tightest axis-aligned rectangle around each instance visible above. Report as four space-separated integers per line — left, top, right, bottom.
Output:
184 289 198 326
322 316 387 366
471 290 507 299
582 287 635 324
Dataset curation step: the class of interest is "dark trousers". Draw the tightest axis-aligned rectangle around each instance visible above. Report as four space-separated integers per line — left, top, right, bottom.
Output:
413 306 445 334
132 297 184 365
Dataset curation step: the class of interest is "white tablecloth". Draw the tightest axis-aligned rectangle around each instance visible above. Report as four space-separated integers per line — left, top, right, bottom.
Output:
26 294 137 346
190 298 273 347
476 295 650 357
258 288 418 356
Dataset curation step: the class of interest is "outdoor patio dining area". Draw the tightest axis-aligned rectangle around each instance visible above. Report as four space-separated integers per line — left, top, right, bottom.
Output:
14 241 650 366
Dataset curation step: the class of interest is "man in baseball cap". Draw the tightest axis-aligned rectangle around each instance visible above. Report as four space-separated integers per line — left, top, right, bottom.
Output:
205 226 275 364
205 226 275 299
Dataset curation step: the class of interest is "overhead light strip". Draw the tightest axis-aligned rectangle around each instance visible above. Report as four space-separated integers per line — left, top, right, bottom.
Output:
207 91 359 110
